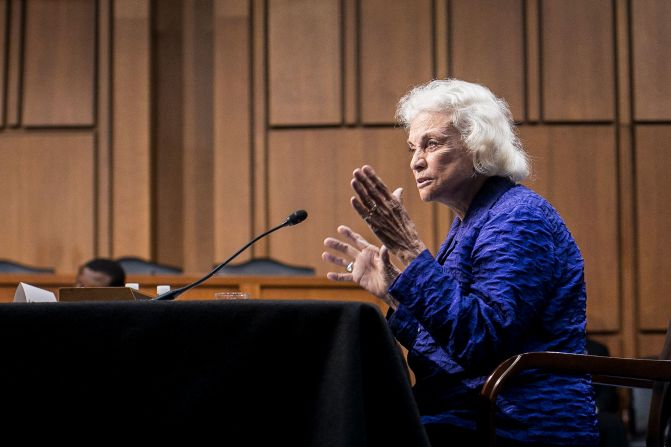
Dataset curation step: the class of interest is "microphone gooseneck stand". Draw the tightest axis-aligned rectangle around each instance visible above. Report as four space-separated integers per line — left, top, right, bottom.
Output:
154 210 308 301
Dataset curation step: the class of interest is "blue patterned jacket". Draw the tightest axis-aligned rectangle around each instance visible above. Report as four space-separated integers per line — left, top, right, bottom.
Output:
388 176 599 446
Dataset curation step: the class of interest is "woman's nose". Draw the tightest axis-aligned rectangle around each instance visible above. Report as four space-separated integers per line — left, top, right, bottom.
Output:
411 152 426 171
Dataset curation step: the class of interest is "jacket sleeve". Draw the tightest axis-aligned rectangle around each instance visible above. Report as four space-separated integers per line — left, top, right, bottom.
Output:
388 205 556 370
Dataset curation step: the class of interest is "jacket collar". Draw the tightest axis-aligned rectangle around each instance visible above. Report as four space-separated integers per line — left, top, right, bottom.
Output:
461 176 516 226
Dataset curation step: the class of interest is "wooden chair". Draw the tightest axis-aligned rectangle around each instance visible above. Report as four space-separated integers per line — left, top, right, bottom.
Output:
0 259 54 274
115 257 182 275
214 257 315 276
479 322 671 447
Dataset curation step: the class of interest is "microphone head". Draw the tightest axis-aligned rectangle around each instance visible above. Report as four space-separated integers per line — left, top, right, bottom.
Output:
286 209 308 226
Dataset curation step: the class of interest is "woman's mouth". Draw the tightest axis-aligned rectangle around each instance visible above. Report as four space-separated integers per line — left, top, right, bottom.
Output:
416 177 432 188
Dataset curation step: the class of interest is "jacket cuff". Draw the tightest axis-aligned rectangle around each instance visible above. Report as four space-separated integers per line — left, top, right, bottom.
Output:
387 305 420 350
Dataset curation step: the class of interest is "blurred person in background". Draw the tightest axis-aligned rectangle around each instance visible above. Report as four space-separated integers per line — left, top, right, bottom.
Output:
75 258 126 287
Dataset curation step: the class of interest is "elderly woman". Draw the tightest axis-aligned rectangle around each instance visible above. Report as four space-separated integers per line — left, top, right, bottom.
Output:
322 79 598 447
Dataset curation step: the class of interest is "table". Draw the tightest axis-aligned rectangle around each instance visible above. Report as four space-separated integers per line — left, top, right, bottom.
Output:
0 274 386 310
0 300 429 445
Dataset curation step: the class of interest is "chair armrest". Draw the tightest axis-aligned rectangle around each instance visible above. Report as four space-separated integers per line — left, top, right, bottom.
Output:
478 352 671 447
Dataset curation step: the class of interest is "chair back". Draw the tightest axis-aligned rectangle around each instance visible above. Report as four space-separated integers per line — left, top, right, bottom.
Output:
215 257 314 276
116 257 182 275
0 259 54 274
479 322 671 447
647 320 671 446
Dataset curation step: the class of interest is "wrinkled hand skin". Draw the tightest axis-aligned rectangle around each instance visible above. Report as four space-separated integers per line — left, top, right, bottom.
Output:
350 165 426 266
322 225 400 309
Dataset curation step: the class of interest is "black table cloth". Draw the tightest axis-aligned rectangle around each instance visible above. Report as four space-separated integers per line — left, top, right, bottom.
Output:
0 300 429 446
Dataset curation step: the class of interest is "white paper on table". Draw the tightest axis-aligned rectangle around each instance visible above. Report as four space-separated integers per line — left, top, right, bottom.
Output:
14 282 57 303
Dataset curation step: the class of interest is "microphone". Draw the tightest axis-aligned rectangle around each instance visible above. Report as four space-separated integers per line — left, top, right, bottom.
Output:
285 209 308 226
154 210 308 301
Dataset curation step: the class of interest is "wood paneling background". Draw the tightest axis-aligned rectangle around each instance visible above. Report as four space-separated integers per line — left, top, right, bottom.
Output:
23 0 95 127
541 0 615 121
0 0 670 357
112 0 151 260
0 0 5 127
268 0 340 125
450 0 525 119
520 126 619 332
360 0 433 124
0 134 95 269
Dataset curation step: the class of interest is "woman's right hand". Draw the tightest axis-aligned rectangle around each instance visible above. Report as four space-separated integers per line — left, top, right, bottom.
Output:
350 165 426 266
322 225 400 307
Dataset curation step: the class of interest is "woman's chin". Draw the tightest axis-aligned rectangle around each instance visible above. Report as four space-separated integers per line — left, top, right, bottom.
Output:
418 190 433 202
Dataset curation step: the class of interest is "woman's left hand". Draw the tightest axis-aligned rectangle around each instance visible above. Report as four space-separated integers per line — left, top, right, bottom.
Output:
351 165 427 265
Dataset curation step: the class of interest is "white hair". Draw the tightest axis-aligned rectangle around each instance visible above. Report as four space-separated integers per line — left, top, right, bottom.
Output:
395 79 530 182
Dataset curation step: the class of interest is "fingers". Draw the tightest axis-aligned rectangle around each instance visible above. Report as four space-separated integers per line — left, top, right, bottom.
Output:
380 245 390 264
337 225 373 250
359 245 378 265
323 236 359 259
351 177 374 209
321 251 349 268
351 195 371 221
361 165 394 201
326 272 352 282
323 226 377 274
351 165 394 208
392 187 404 204
351 166 405 233
323 237 355 283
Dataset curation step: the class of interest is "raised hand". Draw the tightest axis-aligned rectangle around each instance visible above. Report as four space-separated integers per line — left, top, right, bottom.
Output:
351 165 426 265
322 225 399 306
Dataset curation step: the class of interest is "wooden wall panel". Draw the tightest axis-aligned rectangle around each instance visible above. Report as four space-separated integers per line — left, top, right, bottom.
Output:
519 126 619 331
615 0 635 358
153 0 185 267
588 334 622 358
360 0 433 123
268 128 436 276
268 0 340 125
635 126 671 331
112 0 151 259
434 0 448 80
6 0 22 127
0 0 6 127
182 0 214 273
451 0 525 119
343 0 357 124
0 134 94 272
632 0 671 120
22 0 95 127
214 0 253 264
525 0 540 122
96 0 112 256
638 334 667 359
541 0 615 121
252 0 268 251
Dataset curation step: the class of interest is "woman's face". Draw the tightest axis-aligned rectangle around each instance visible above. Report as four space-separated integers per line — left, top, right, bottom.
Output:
407 111 477 208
